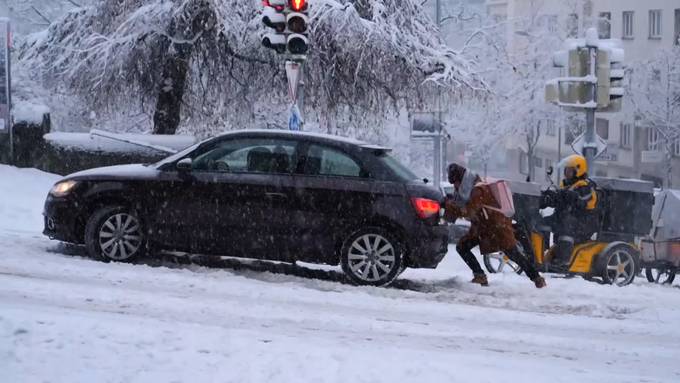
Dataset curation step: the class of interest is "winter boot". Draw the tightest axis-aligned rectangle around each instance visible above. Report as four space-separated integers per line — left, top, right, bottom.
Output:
532 276 547 289
471 273 489 286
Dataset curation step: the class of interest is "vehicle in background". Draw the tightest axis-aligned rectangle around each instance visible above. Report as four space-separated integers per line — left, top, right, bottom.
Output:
485 170 654 286
43 130 449 286
641 189 680 285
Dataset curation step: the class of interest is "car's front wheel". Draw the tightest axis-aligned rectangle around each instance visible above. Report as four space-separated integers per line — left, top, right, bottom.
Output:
340 227 403 287
85 206 145 262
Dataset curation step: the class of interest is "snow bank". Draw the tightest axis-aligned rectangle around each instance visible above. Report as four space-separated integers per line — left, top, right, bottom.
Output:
0 165 60 234
44 132 197 154
13 100 51 124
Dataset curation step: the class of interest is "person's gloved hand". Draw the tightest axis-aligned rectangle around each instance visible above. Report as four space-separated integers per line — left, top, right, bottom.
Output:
539 189 557 209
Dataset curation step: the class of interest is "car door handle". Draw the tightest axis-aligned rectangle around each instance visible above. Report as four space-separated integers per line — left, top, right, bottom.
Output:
265 192 288 199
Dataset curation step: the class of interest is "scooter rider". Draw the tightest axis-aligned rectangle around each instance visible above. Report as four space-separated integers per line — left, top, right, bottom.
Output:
445 163 546 288
540 154 599 269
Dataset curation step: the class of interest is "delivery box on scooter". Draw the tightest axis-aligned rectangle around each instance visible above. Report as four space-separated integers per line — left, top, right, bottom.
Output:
591 177 654 237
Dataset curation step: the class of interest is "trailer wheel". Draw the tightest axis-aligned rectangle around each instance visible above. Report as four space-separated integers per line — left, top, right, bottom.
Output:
645 267 676 285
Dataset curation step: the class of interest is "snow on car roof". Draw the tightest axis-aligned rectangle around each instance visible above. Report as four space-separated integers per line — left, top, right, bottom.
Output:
215 129 391 150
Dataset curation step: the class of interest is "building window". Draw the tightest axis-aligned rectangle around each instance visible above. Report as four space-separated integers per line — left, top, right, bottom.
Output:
620 123 632 148
547 15 558 33
675 9 680 45
567 13 579 37
649 10 662 39
596 118 609 140
534 156 543 168
519 152 529 175
675 139 680 157
648 128 660 151
623 11 634 39
546 120 556 136
598 12 611 39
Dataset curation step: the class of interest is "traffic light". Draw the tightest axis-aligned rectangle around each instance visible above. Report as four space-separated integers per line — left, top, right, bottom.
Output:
545 48 592 109
286 0 309 55
595 47 625 111
261 0 309 56
262 0 287 53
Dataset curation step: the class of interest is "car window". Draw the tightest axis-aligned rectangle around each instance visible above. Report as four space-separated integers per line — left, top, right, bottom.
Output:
191 138 297 174
303 145 363 178
374 152 418 181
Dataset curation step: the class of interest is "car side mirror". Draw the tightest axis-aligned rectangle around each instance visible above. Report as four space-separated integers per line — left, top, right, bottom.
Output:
547 166 554 176
176 158 193 172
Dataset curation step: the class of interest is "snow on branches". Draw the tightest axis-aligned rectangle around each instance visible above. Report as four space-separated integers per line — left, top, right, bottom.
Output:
628 47 680 188
18 0 481 136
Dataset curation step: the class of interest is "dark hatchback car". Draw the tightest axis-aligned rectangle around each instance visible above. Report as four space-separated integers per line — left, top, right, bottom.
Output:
43 130 448 286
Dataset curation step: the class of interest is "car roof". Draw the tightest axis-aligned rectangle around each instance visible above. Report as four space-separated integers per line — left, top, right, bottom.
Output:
214 129 392 151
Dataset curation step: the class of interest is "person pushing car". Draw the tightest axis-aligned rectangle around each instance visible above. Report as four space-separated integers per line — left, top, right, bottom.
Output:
445 163 546 288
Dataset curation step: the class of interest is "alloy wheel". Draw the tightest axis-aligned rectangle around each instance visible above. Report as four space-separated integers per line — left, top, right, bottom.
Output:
98 213 143 261
485 252 522 274
605 250 635 286
347 234 397 283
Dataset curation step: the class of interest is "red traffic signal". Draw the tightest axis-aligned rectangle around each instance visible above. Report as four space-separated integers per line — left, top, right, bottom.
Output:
289 0 307 12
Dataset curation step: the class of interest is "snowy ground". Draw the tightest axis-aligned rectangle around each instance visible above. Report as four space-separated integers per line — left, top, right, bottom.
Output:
1 164 680 383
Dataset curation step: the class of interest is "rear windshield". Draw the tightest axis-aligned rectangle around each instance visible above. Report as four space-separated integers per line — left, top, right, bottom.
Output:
375 152 418 181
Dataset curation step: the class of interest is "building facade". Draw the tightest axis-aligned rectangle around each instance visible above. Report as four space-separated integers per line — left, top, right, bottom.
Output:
486 0 680 187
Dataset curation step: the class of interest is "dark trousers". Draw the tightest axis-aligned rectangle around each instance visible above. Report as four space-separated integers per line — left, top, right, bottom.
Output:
456 237 540 280
541 213 596 266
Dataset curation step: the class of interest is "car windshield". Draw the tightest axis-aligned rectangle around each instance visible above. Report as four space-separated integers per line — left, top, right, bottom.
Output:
374 151 418 181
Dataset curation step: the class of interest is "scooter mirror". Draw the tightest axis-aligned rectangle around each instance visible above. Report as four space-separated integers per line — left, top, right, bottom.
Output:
546 166 554 176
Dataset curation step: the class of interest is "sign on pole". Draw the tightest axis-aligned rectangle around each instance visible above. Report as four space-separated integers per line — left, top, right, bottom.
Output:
410 112 442 138
571 132 608 159
641 150 664 164
285 61 302 103
0 18 11 134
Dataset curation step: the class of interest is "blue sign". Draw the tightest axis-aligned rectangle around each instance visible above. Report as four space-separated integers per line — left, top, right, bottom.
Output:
288 104 302 131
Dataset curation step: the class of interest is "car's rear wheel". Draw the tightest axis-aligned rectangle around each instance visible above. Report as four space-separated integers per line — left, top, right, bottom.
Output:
340 227 403 287
85 206 145 262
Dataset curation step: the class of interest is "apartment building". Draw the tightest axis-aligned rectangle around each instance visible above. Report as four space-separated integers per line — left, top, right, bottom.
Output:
485 0 680 187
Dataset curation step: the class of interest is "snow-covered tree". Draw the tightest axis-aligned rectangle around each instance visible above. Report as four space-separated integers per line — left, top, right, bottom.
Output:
628 47 680 188
19 0 482 137
6 0 92 33
445 6 564 180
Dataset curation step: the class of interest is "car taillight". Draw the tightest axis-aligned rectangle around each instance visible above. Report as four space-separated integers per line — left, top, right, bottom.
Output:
411 197 441 219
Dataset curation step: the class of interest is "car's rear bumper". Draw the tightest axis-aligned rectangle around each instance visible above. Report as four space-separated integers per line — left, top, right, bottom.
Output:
43 195 81 243
406 224 449 269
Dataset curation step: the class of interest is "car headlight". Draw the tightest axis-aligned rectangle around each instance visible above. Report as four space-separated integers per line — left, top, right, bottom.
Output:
50 180 78 197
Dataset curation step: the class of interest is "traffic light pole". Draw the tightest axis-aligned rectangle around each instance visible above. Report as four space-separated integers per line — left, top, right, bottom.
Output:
433 0 442 187
584 45 598 172
298 61 305 129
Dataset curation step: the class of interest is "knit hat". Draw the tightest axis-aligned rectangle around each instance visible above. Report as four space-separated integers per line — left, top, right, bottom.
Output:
448 163 467 184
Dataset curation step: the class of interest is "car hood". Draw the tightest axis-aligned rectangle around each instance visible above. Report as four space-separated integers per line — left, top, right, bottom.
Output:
65 164 160 181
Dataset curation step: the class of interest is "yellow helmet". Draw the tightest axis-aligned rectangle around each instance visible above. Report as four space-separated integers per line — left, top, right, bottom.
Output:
559 154 588 178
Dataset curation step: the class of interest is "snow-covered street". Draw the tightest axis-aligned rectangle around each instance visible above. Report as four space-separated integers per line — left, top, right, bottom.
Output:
1 164 680 383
